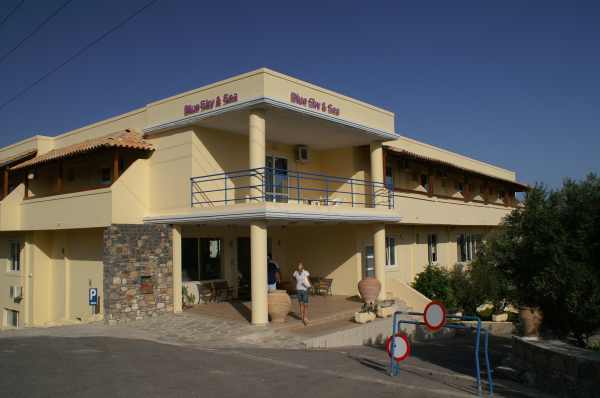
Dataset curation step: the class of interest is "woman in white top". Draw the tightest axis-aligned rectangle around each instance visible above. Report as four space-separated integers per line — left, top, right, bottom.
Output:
292 262 310 325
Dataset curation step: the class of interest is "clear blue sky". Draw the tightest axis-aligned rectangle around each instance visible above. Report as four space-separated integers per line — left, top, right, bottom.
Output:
1 0 598 188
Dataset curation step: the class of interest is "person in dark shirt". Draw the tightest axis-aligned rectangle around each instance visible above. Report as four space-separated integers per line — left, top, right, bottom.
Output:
267 254 280 291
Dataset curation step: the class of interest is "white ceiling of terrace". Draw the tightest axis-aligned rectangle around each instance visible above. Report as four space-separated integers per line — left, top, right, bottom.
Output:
194 106 388 150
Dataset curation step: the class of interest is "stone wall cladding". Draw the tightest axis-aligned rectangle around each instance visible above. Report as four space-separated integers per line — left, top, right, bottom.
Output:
103 224 173 324
512 336 600 398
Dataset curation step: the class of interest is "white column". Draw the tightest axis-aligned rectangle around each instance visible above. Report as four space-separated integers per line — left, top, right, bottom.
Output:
250 221 268 325
249 110 266 202
172 225 182 313
373 223 387 301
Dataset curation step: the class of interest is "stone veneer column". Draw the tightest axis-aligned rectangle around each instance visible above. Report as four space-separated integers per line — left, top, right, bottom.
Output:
172 225 182 313
250 221 268 325
103 224 173 324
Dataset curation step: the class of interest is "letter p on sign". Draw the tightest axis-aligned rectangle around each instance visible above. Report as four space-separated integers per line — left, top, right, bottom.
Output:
89 288 98 306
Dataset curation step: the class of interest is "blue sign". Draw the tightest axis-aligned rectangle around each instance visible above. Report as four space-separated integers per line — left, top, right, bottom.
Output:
89 288 98 306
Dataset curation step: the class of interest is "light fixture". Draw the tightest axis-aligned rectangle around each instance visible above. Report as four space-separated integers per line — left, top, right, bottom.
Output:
27 171 35 180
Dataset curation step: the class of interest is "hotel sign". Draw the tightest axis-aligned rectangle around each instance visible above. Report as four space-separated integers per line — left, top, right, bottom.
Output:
184 93 238 116
290 92 340 116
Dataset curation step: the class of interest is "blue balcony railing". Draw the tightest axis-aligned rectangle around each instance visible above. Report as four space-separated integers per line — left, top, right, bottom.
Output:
191 167 394 209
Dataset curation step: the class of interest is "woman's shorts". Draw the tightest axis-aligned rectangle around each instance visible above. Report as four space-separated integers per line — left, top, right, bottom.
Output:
296 289 309 304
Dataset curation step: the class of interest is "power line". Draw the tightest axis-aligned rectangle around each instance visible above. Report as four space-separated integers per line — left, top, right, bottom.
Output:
0 0 73 65
0 0 159 113
0 0 25 30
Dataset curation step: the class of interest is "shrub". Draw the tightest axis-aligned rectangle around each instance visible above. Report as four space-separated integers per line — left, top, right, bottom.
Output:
412 264 457 310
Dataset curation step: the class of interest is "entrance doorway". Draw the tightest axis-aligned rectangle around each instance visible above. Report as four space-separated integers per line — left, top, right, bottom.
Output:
237 237 251 300
182 238 223 281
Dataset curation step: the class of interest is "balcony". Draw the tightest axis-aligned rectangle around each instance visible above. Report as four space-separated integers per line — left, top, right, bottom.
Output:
20 188 112 230
191 168 394 210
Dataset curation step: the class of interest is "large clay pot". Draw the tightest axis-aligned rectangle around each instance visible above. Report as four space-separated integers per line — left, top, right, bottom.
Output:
358 277 381 304
268 290 292 323
519 306 543 337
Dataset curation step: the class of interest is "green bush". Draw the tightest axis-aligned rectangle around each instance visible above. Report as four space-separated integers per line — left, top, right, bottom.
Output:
411 264 457 310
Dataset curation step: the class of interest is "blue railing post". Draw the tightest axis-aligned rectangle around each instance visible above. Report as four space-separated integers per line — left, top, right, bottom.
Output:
190 177 194 207
350 179 354 207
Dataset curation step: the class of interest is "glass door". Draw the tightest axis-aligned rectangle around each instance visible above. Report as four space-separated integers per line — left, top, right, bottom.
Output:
265 156 288 203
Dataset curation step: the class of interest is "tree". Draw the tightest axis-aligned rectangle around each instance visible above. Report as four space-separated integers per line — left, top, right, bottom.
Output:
482 174 600 342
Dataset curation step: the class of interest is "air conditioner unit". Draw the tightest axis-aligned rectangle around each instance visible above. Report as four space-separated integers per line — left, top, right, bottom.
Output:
295 145 310 163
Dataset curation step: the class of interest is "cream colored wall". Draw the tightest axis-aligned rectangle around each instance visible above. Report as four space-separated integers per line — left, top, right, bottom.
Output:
63 229 103 321
148 129 194 212
0 228 104 328
263 69 395 135
283 225 362 296
112 158 149 224
0 185 24 231
146 72 265 128
394 192 512 226
21 189 112 230
385 225 493 286
0 233 27 328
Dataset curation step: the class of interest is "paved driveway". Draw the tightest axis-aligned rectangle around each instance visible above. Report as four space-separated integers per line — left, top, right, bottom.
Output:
0 332 546 398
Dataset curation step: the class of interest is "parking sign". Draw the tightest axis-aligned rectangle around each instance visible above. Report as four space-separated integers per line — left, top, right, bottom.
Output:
89 288 98 306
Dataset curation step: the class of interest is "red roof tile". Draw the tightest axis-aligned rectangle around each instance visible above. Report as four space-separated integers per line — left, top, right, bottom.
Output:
11 130 153 170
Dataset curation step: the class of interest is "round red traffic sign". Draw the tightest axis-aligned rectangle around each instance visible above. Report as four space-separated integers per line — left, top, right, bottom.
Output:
386 334 411 363
423 300 447 331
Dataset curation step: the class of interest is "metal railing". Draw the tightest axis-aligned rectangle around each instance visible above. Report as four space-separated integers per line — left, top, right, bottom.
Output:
191 167 394 209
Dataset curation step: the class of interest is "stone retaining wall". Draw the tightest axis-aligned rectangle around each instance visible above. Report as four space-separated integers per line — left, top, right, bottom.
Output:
103 224 174 324
512 336 600 398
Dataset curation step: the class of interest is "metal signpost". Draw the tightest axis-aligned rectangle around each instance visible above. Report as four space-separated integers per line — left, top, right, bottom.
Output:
89 288 98 315
388 301 494 397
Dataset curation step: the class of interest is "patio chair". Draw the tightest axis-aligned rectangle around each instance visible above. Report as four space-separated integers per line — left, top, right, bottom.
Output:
212 280 235 302
197 283 214 304
313 278 333 296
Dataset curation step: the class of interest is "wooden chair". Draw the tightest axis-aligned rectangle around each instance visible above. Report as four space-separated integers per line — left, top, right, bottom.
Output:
313 278 333 296
212 280 235 302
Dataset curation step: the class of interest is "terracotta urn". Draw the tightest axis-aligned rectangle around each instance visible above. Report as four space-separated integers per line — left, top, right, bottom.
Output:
268 289 292 323
519 306 543 337
358 277 381 304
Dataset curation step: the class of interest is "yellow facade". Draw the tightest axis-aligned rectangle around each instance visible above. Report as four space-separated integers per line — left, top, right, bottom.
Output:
0 68 525 328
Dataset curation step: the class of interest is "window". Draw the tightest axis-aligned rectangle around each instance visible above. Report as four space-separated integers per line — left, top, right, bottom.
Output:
9 241 20 272
385 237 396 266
456 182 464 194
385 166 394 188
100 168 111 185
457 233 482 262
427 234 438 264
420 174 429 191
4 309 19 328
9 286 23 301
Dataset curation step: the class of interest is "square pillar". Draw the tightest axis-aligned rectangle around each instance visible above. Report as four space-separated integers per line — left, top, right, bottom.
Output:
250 221 268 325
172 225 182 313
249 110 266 202
373 223 387 301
